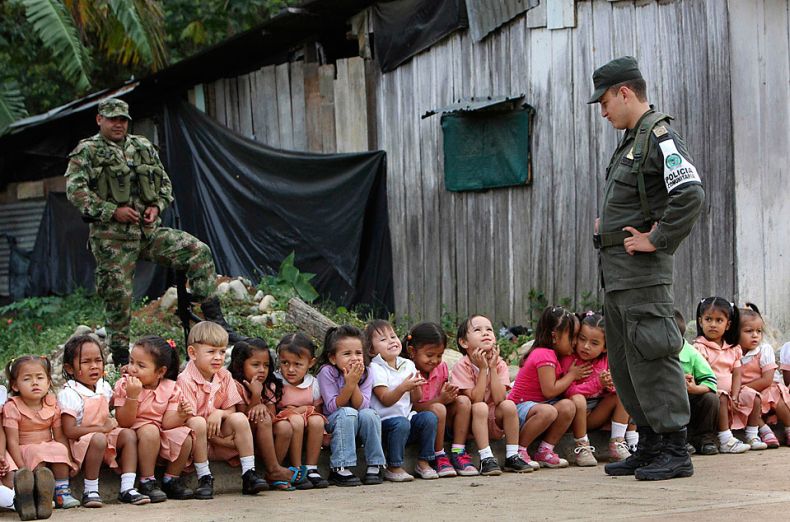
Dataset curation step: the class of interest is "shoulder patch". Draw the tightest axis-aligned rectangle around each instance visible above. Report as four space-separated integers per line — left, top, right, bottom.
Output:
658 138 701 193
652 125 668 138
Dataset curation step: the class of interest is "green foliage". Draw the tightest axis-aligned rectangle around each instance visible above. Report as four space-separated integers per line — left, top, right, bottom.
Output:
527 289 548 328
580 290 602 313
257 251 319 304
0 79 28 134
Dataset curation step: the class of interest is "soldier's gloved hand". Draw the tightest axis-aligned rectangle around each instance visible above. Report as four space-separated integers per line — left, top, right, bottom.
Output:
144 205 160 224
113 206 140 223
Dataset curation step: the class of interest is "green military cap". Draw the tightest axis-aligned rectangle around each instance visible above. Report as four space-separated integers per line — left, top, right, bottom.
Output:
98 98 132 120
588 56 643 104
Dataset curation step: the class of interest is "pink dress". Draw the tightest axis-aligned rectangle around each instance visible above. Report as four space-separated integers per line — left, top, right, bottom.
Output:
694 337 758 429
58 379 121 468
113 377 192 463
0 386 18 471
740 344 790 419
2 394 77 471
177 361 242 463
273 373 326 425
450 355 511 440
560 354 612 399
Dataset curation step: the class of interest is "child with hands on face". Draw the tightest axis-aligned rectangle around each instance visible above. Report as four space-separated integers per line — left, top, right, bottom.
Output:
176 322 268 496
114 336 198 503
227 337 302 490
509 306 590 469
4 355 78 518
272 333 328 489
317 325 386 487
57 335 148 507
366 320 438 481
736 304 790 448
560 312 633 465
449 314 533 475
405 323 470 477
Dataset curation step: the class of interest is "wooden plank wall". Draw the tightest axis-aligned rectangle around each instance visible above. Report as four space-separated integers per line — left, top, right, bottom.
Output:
204 57 370 153
377 0 736 327
728 0 790 337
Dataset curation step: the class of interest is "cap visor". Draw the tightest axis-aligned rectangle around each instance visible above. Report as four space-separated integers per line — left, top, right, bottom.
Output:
587 87 607 104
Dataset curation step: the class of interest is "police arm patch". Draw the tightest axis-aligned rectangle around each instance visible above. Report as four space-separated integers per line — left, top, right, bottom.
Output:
658 139 700 192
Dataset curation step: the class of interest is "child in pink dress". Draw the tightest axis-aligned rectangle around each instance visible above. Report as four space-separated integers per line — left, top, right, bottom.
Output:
177 322 267 496
509 306 588 469
737 303 790 447
406 322 470 477
227 337 300 490
3 355 78 513
694 297 760 453
115 336 196 503
450 314 532 475
560 312 633 465
0 385 17 512
58 334 148 507
273 333 327 489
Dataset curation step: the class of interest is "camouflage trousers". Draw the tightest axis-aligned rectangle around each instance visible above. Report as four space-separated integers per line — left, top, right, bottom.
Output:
89 223 217 365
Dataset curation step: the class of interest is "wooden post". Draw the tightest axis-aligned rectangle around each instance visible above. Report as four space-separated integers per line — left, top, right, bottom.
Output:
286 297 338 341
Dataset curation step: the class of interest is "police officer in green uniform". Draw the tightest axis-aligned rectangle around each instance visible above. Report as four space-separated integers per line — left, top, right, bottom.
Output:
588 57 704 480
65 98 241 366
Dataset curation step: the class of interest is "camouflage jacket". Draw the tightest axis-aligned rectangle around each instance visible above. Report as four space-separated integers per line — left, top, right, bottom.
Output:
65 133 173 232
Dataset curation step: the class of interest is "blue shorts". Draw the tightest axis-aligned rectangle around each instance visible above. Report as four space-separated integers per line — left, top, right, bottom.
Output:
516 401 539 428
586 397 601 411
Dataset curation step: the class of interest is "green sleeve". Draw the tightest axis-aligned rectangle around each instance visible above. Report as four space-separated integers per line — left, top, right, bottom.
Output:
690 349 717 392
65 143 117 223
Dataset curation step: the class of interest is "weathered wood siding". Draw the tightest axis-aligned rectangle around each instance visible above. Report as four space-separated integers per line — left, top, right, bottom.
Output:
377 0 736 326
203 57 374 153
728 0 790 336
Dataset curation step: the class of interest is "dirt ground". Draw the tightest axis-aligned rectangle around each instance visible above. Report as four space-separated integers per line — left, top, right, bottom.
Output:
3 449 789 521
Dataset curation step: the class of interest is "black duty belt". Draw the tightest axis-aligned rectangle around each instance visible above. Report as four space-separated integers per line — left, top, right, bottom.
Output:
593 225 652 249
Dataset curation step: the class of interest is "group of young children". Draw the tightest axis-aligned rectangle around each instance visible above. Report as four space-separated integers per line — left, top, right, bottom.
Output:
0 298 787 519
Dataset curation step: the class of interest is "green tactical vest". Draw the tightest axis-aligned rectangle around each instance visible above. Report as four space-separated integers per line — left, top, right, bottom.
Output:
92 135 164 205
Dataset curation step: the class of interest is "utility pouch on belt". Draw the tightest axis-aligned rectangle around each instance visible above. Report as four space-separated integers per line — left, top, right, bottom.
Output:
135 163 163 204
95 162 132 204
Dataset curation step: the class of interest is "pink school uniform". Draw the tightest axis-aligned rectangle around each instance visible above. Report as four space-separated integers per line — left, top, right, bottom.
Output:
2 394 77 471
417 361 449 404
58 379 121 468
450 355 511 440
694 336 758 429
0 387 18 471
560 354 612 400
273 372 325 424
740 344 790 419
177 361 242 462
113 377 192 462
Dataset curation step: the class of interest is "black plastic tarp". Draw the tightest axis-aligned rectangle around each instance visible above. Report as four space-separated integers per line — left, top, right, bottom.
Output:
373 0 468 73
162 99 393 313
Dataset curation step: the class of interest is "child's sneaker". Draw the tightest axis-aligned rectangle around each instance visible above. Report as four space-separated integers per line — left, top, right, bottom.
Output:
518 448 541 471
573 441 598 467
433 454 457 477
760 430 780 449
533 446 569 468
479 457 502 476
449 450 479 476
719 436 750 454
13 468 36 521
328 469 361 487
81 490 104 508
608 437 632 462
747 436 768 451
306 469 329 488
413 465 439 480
503 454 533 473
54 489 80 509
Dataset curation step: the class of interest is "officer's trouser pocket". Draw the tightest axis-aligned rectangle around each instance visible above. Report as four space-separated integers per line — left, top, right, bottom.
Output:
625 302 682 361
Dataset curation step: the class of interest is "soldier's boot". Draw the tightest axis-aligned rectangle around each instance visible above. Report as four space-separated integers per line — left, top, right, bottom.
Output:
604 425 662 476
634 428 694 481
200 297 244 344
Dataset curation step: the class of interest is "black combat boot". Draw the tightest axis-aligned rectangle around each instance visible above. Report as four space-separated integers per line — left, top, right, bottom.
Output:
604 425 662 476
200 297 244 343
634 428 694 481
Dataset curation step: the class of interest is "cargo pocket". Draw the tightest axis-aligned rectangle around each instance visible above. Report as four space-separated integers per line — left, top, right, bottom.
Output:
625 302 682 361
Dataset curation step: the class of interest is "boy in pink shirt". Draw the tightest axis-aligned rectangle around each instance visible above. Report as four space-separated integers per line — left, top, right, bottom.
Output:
177 322 267 496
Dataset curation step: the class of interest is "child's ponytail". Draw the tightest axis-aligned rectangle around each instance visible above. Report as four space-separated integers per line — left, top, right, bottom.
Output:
521 306 576 367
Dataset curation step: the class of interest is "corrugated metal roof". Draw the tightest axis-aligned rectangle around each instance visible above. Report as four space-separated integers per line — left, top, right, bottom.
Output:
0 199 46 296
421 94 525 119
467 0 540 42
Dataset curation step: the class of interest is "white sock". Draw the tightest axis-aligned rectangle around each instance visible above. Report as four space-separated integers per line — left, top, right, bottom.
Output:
195 460 211 478
335 467 353 477
366 465 380 475
611 422 628 440
478 446 493 460
745 425 758 440
759 424 773 436
120 473 136 493
240 455 255 475
83 478 99 494
0 485 14 510
305 464 318 470
505 444 518 458
624 430 639 447
718 430 733 444
574 435 589 445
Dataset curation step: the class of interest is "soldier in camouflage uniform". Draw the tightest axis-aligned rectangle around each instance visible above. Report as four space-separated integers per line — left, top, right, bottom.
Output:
588 57 704 481
65 98 240 365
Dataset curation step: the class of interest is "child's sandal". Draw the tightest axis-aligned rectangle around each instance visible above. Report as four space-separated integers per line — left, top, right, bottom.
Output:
269 480 295 491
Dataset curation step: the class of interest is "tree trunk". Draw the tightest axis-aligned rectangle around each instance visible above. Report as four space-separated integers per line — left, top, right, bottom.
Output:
286 297 338 341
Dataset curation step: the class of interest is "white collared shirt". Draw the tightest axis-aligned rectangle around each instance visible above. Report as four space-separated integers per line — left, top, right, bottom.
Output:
370 355 417 420
57 378 113 424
